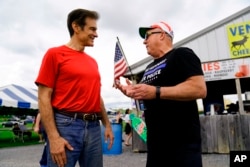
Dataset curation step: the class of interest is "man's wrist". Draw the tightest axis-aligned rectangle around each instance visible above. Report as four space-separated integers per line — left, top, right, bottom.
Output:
155 86 161 99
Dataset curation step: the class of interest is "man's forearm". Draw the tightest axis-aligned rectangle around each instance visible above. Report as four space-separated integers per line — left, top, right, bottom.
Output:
38 85 60 140
100 97 111 128
39 101 60 140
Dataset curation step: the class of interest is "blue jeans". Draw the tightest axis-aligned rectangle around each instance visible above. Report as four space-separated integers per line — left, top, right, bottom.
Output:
40 144 47 166
40 131 47 166
47 113 103 167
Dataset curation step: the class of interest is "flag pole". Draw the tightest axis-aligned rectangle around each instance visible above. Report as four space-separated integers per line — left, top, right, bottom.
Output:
116 37 134 79
116 37 141 117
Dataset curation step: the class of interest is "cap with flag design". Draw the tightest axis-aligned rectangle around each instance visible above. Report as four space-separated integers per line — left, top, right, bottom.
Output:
139 21 174 40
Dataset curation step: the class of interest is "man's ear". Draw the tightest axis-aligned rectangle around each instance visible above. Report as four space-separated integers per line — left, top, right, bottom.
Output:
72 22 80 34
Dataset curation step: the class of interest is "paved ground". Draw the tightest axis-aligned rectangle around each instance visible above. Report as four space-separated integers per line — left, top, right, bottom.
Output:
0 143 229 167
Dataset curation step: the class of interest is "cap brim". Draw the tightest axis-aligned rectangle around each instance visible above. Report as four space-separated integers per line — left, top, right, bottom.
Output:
139 27 152 39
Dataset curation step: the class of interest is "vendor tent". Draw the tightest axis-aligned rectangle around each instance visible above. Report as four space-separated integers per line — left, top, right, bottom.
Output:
0 84 38 109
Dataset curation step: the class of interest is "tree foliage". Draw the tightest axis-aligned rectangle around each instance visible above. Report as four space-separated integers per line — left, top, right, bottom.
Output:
0 106 38 116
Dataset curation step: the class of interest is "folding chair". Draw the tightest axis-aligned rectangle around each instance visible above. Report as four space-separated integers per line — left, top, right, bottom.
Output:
20 124 32 140
12 128 24 143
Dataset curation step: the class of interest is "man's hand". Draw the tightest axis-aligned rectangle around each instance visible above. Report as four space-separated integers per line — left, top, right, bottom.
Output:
116 78 156 100
115 78 134 97
104 126 114 150
49 137 73 167
33 126 39 133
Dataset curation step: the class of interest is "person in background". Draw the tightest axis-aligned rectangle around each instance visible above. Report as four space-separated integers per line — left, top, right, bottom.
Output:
34 112 47 167
12 123 21 136
33 112 45 143
115 110 124 142
35 8 114 167
12 123 32 140
115 110 123 124
124 108 132 146
115 21 207 167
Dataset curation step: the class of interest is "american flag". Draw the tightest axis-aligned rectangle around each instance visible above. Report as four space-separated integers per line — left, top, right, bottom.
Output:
113 41 128 87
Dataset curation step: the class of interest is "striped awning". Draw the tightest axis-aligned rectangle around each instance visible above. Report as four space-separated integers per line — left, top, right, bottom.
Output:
0 84 38 109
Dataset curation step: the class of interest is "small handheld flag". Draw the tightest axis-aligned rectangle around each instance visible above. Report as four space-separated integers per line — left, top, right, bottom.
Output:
113 40 128 87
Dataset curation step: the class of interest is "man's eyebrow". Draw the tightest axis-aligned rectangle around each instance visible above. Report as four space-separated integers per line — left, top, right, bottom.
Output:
89 27 97 30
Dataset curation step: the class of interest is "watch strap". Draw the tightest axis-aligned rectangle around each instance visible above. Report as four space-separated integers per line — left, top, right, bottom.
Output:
156 86 161 99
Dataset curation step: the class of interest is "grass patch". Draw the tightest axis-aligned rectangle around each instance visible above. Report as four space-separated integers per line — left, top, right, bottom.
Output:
0 137 42 148
0 122 42 148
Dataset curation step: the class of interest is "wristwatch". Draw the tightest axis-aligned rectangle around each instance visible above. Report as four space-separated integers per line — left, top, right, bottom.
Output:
155 86 161 99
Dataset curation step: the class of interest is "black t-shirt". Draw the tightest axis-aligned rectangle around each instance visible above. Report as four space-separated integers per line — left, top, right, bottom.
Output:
140 47 203 146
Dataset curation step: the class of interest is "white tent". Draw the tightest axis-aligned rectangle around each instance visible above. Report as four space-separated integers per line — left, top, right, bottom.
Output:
0 84 38 109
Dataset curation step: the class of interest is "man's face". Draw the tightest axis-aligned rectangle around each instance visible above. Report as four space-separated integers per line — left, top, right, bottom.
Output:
143 28 163 56
77 17 98 47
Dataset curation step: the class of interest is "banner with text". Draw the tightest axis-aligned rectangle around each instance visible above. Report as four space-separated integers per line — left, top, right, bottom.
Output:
203 58 250 81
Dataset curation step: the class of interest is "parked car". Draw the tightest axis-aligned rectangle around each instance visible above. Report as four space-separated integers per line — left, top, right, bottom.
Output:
2 121 23 128
8 117 20 122
22 118 34 124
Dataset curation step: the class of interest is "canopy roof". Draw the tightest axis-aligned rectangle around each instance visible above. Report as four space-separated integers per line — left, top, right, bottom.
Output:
0 84 38 109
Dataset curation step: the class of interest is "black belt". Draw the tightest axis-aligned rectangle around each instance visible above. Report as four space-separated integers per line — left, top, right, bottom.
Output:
54 108 102 121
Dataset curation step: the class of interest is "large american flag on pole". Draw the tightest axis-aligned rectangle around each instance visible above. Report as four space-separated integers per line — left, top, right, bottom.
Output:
113 41 128 87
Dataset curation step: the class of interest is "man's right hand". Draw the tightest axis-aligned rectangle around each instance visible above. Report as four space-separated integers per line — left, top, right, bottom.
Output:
116 78 134 97
49 137 74 167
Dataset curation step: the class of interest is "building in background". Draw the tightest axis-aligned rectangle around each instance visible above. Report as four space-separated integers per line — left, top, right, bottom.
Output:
124 6 250 115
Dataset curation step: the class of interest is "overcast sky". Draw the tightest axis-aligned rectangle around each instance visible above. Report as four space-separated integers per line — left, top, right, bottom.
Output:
0 0 249 108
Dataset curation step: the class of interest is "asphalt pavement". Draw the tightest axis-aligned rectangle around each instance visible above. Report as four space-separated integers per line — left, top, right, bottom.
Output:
0 142 230 167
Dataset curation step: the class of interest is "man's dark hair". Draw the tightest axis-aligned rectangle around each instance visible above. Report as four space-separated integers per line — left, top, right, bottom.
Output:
67 8 99 37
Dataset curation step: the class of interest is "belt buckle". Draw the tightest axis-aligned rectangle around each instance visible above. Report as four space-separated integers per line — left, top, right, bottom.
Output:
83 114 96 121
